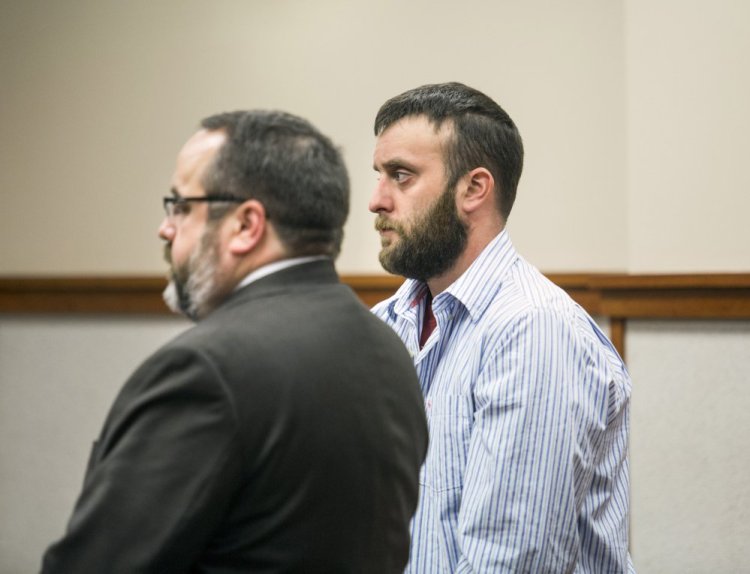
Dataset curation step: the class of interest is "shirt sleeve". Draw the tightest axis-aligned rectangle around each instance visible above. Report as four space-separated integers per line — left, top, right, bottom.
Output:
41 346 244 574
454 306 617 573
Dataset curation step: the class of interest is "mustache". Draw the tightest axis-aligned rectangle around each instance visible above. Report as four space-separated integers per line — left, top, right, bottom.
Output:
374 216 401 233
163 244 172 265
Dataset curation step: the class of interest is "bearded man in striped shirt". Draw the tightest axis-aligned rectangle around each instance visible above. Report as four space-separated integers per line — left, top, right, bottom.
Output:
370 82 635 573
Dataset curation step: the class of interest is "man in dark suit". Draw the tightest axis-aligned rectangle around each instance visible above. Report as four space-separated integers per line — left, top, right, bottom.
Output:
41 110 428 573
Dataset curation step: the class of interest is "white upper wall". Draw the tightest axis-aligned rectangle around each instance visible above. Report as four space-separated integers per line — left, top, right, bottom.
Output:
0 0 626 275
1 0 747 275
625 0 750 272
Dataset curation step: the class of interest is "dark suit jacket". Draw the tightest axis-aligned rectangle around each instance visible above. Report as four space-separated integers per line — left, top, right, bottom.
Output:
41 260 428 573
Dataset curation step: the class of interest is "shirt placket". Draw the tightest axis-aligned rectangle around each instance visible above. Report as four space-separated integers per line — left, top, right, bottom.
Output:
415 295 458 398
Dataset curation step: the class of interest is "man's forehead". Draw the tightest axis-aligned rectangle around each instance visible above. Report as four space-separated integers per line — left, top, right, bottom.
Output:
179 129 226 161
374 115 451 166
171 129 227 191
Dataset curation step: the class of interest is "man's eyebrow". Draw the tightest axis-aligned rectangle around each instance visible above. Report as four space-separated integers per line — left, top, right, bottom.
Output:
169 187 181 198
373 158 417 172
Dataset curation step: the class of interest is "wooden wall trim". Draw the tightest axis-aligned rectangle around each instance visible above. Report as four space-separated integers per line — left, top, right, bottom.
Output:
589 274 750 319
1 274 749 318
3 273 749 361
0 277 171 315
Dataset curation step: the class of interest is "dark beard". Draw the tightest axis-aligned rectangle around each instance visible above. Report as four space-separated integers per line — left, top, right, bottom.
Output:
375 185 468 282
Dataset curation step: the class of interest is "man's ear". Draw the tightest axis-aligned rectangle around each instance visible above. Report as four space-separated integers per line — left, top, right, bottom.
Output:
227 199 267 255
458 167 495 214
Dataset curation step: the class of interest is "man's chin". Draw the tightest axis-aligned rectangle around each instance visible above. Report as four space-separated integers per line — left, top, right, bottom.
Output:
378 251 403 277
162 278 200 321
162 280 184 316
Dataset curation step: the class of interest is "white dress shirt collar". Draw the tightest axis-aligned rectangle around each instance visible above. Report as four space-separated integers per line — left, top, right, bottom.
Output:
235 256 330 291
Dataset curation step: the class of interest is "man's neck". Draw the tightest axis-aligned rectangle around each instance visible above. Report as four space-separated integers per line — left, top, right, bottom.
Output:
426 225 503 296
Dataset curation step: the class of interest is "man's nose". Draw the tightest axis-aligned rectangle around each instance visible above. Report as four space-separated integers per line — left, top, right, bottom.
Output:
158 217 176 242
369 178 393 213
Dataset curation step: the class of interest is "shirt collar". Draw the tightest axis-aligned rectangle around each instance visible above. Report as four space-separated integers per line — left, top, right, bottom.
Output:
235 255 330 291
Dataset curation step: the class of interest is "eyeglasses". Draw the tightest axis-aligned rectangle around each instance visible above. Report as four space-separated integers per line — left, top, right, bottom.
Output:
162 195 244 220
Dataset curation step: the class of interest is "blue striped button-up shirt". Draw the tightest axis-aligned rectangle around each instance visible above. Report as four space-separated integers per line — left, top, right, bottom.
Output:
373 230 634 573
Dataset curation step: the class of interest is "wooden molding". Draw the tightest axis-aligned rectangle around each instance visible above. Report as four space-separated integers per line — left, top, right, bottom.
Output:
0 277 171 315
590 274 750 319
1 273 749 319
2 273 749 361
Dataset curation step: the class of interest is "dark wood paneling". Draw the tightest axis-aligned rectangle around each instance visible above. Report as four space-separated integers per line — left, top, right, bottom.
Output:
3 273 750 360
10 273 748 317
590 274 750 319
0 277 171 314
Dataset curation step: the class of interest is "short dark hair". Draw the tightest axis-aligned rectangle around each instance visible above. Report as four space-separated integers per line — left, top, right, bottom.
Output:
374 82 523 220
200 110 349 257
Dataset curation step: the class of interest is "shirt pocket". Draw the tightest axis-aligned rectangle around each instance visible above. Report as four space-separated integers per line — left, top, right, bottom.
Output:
422 394 474 493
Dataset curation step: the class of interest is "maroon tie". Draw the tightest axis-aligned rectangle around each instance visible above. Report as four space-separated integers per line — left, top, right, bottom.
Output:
419 295 436 349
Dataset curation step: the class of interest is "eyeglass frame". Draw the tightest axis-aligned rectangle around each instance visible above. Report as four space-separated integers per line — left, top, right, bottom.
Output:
162 195 245 220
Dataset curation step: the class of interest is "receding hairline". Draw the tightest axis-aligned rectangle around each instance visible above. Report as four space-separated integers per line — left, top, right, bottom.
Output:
376 113 456 153
375 111 457 137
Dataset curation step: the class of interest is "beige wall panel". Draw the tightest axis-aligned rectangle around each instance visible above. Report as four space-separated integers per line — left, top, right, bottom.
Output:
628 320 750 572
1 0 627 276
0 315 189 572
625 0 750 272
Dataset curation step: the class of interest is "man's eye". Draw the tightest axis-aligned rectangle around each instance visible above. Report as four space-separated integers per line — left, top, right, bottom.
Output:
393 171 410 183
173 201 190 215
